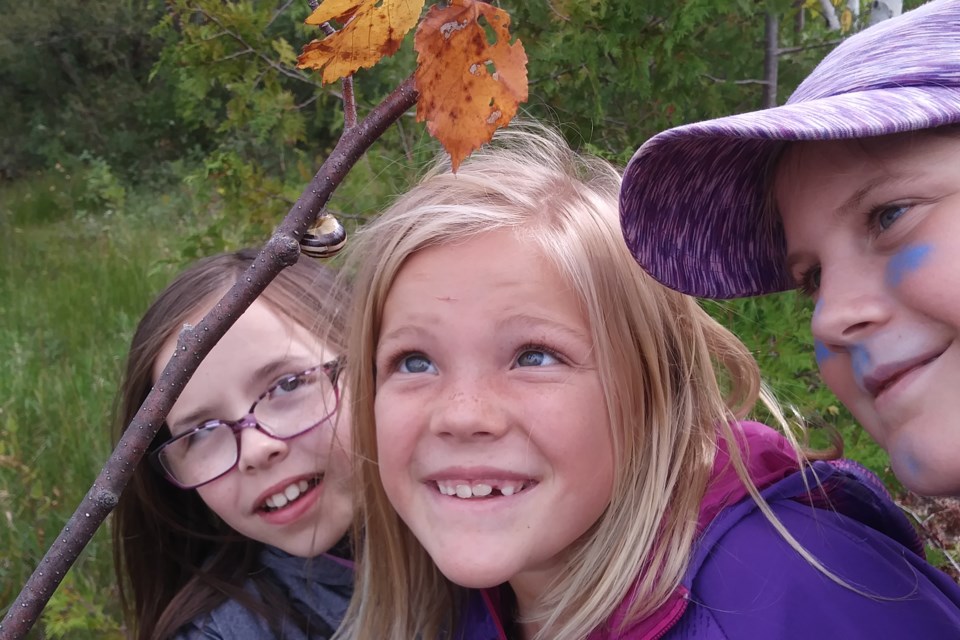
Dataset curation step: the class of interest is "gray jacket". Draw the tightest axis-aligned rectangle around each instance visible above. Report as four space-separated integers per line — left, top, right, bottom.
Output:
172 546 353 639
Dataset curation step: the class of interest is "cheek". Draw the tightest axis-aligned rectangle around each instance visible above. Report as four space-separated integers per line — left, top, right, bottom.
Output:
885 243 932 288
195 481 235 520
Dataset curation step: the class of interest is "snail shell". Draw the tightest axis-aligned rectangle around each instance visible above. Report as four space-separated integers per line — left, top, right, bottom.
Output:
300 214 347 259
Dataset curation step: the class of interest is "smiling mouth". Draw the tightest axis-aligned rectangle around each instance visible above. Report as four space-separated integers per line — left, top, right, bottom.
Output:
434 479 535 499
869 354 941 398
259 475 322 512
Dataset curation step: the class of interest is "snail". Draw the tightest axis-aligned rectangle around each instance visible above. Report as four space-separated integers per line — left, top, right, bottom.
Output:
300 213 347 259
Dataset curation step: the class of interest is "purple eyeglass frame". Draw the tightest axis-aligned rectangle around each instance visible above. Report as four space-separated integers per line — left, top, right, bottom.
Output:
150 356 344 489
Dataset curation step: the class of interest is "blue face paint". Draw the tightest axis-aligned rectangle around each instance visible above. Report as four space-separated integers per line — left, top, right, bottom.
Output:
885 244 931 287
892 449 923 485
813 299 824 317
814 339 834 367
849 343 871 391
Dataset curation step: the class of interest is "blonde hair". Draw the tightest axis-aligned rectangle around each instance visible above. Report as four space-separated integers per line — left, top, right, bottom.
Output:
338 124 786 640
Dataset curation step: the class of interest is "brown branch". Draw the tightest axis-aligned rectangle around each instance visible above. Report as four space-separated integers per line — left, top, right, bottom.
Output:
0 73 418 640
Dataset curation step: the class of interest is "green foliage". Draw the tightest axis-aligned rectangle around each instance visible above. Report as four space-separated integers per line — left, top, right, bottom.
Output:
0 175 192 637
703 294 899 488
40 572 124 640
0 0 178 179
503 0 832 160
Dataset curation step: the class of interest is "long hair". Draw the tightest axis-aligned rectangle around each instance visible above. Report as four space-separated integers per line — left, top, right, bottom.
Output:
337 124 783 640
112 248 349 640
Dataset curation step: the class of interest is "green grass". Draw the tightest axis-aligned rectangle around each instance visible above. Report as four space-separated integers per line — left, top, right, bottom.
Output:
0 156 952 637
0 172 190 638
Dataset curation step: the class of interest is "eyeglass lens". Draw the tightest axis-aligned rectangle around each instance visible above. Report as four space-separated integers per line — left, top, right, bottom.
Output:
158 368 337 487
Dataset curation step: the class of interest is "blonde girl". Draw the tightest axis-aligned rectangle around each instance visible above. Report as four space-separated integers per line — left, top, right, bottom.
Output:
337 125 960 639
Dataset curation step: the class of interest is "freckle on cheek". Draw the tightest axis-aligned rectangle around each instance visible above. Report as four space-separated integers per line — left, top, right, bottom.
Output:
885 244 932 287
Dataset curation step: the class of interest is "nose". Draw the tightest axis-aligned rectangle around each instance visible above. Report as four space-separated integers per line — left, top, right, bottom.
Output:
237 426 289 473
430 377 509 440
811 263 893 353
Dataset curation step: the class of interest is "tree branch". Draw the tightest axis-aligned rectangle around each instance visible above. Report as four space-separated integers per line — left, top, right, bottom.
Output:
197 6 328 91
777 39 842 55
702 73 770 86
0 73 418 640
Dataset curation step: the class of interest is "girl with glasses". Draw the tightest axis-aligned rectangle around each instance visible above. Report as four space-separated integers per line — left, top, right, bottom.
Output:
112 248 353 639
336 124 960 640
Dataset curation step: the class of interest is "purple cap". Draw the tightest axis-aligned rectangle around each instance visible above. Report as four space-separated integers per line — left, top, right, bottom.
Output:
620 0 960 299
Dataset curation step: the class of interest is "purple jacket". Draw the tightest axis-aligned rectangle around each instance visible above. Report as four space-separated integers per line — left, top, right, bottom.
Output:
458 422 960 639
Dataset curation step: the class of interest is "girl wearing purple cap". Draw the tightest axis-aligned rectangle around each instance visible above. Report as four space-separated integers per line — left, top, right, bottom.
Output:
620 0 960 497
335 123 960 640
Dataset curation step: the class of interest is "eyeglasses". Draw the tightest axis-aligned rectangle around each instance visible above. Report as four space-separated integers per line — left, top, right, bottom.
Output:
151 358 344 489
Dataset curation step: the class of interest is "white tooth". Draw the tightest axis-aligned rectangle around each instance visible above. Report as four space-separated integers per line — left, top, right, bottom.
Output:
444 485 455 496
298 480 309 492
472 483 492 497
272 492 289 508
284 484 301 501
265 496 277 508
500 485 515 496
456 484 472 499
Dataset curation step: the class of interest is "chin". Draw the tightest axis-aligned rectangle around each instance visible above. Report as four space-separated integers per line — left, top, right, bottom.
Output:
890 450 960 497
434 560 515 589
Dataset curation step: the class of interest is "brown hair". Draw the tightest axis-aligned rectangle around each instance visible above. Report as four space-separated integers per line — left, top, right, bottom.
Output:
111 248 348 639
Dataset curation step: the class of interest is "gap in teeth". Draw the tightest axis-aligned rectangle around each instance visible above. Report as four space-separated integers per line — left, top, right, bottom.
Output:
436 480 527 499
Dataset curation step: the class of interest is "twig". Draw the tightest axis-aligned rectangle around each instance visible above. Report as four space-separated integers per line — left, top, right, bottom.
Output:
702 73 770 86
0 73 418 640
267 0 297 29
900 502 960 577
777 39 842 55
197 6 328 90
317 22 357 130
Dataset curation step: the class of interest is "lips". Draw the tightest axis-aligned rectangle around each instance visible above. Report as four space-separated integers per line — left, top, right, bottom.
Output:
862 350 943 398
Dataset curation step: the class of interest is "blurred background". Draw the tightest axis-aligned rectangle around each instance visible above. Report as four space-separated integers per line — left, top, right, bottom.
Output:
2 0 954 636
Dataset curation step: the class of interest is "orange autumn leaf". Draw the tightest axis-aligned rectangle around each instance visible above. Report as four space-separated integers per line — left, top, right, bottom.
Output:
414 0 528 171
297 0 425 84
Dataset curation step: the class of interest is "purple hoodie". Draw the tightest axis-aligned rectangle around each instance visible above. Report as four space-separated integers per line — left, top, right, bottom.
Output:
457 422 960 639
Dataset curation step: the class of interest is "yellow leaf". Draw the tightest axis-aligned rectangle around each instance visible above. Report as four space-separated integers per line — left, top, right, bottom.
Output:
304 0 366 25
414 0 528 172
297 0 426 84
840 8 853 33
827 405 840 416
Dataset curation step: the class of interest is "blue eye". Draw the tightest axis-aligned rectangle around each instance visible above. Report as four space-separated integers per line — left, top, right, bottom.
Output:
875 205 908 231
399 354 436 374
516 349 559 367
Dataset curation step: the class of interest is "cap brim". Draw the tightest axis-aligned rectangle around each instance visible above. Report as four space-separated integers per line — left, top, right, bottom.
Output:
620 86 960 299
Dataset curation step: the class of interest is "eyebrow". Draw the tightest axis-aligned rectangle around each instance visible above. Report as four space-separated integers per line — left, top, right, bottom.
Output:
496 312 591 344
167 357 320 431
784 172 912 274
835 175 888 218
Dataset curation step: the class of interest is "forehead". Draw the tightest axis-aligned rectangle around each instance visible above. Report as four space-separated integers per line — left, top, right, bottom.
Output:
775 133 960 218
381 230 586 325
154 299 331 405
